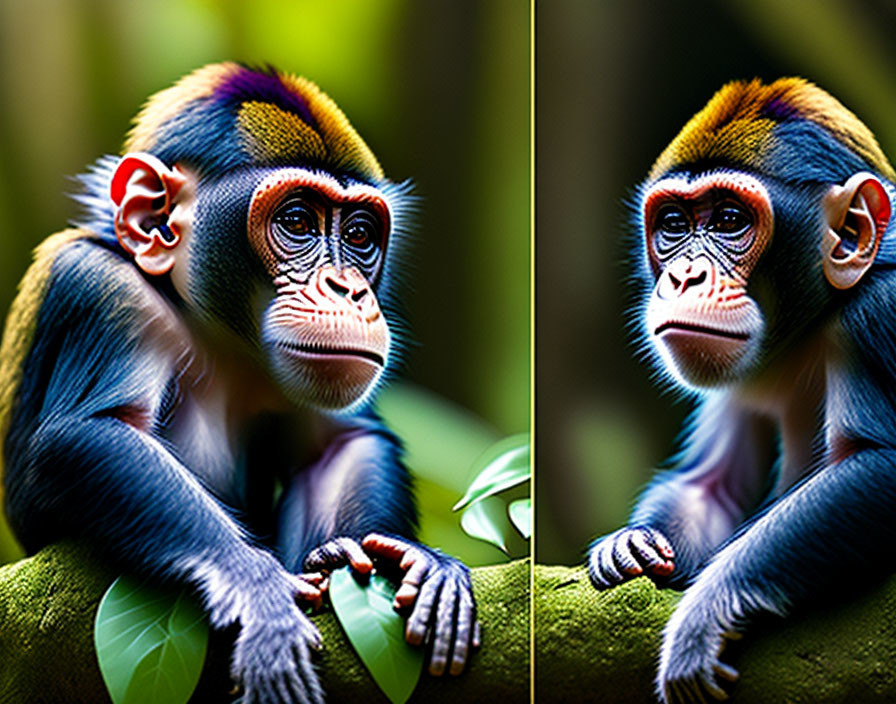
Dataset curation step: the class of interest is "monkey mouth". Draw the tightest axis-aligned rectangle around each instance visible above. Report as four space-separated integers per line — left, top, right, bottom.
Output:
278 341 385 367
654 321 750 341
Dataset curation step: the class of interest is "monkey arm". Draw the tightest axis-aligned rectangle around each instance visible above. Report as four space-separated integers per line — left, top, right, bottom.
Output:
276 418 477 676
656 445 896 703
276 416 417 570
7 414 320 605
5 241 272 589
3 241 325 703
590 393 776 590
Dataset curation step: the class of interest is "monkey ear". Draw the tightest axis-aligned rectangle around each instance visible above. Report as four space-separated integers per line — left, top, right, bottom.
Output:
822 172 891 290
110 153 188 276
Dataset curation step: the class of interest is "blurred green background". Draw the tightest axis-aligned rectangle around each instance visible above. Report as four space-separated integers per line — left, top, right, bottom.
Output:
536 0 896 565
0 0 530 566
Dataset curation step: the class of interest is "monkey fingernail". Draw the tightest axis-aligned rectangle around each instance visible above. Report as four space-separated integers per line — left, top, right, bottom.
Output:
713 662 739 682
406 632 424 646
652 560 675 576
395 583 418 603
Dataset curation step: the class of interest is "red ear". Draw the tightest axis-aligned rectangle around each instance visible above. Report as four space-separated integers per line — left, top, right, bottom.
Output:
111 153 187 276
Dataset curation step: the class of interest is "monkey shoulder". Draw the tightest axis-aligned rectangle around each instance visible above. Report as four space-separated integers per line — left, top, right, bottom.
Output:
44 233 181 327
3 232 194 424
29 232 196 375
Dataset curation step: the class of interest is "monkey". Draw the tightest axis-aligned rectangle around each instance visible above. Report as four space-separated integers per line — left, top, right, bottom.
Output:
0 63 478 704
586 77 896 703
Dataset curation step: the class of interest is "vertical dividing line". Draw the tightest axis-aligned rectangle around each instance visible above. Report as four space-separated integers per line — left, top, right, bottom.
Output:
529 0 536 702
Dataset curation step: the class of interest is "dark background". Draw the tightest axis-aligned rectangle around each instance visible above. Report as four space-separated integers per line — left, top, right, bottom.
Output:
536 0 896 564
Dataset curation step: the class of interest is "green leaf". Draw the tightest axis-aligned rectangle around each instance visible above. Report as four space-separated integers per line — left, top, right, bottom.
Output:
329 568 424 704
453 433 530 511
509 498 532 539
94 576 208 704
460 496 514 553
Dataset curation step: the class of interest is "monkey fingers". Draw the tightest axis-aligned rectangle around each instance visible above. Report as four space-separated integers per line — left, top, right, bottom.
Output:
662 674 727 704
589 533 625 588
589 527 675 590
360 533 427 606
630 527 675 576
232 605 324 704
661 649 735 704
303 537 374 575
361 533 479 675
291 572 326 611
658 601 739 704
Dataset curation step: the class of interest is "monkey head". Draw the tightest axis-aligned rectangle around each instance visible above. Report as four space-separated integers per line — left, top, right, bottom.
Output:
99 63 411 411
637 78 893 390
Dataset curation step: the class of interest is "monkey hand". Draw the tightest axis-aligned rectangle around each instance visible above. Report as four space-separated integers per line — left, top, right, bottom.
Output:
229 568 325 704
296 537 376 611
361 533 480 676
587 526 675 589
304 536 375 576
656 587 740 704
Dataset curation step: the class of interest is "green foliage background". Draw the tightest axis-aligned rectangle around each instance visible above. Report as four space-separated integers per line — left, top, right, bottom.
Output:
0 0 530 567
537 0 896 564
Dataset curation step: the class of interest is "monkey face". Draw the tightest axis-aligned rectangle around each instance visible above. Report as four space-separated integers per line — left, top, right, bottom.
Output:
248 168 392 410
641 171 774 388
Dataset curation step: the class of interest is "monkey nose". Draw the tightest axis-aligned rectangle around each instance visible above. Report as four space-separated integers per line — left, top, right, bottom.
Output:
324 275 351 297
323 272 372 305
657 257 714 299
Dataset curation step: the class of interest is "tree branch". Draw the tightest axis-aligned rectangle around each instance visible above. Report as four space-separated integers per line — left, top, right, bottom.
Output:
5 547 895 702
535 564 896 702
0 544 529 703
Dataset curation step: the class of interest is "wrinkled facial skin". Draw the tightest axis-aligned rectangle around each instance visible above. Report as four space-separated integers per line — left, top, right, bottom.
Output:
247 168 392 410
642 171 774 389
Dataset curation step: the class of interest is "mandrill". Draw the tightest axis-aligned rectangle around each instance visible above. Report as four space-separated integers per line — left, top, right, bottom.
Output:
0 63 477 704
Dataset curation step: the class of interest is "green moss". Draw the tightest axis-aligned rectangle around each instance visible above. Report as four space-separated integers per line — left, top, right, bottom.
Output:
0 545 529 702
534 566 679 703
0 543 114 703
535 565 896 703
9 548 896 703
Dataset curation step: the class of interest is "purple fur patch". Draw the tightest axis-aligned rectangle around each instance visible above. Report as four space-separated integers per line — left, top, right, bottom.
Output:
214 65 319 131
759 97 799 122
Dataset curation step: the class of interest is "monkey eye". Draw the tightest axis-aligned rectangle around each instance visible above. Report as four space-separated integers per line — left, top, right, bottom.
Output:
341 210 382 251
655 205 690 236
653 205 691 257
271 201 319 249
709 203 752 236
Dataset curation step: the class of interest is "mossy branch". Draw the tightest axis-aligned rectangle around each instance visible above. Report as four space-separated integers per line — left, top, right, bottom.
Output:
4 547 895 703
0 544 529 703
535 564 896 703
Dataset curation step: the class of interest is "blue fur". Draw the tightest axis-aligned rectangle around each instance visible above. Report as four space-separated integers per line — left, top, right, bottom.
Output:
765 119 873 184
70 155 119 244
4 235 420 567
153 102 249 178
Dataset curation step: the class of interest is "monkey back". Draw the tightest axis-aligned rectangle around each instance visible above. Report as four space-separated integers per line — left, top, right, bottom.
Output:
0 230 95 509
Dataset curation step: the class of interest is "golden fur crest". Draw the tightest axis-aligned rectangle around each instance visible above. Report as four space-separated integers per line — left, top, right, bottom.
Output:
649 78 895 182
